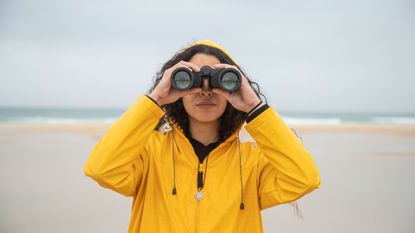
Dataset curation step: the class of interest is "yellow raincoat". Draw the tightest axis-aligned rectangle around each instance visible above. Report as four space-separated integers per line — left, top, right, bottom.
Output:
84 41 321 233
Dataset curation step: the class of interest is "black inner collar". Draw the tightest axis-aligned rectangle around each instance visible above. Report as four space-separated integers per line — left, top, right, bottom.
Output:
187 136 220 163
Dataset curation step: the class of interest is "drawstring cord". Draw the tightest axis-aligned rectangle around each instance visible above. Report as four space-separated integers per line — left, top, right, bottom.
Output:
169 123 245 210
166 115 303 214
237 134 245 210
171 129 177 195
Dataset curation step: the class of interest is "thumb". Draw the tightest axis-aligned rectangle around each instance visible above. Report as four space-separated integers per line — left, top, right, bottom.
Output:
181 87 202 97
212 88 231 100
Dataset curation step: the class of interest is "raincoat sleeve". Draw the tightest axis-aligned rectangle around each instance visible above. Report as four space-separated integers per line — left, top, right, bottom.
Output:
83 94 165 197
244 107 321 210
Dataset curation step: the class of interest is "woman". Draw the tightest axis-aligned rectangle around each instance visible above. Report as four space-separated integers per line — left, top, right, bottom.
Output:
84 40 321 233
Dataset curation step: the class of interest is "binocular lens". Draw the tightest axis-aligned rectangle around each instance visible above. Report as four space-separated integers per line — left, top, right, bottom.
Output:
221 72 239 91
173 70 192 89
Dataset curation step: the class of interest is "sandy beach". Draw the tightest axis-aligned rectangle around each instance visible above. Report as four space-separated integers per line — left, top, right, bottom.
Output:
1 122 414 233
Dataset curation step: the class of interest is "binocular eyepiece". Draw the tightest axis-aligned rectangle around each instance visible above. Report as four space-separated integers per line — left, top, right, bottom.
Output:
171 66 242 92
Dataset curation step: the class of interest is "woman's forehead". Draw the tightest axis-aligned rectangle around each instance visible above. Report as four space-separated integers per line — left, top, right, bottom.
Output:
189 53 220 68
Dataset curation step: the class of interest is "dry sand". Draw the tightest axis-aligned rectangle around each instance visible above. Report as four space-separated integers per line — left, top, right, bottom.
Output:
1 122 414 233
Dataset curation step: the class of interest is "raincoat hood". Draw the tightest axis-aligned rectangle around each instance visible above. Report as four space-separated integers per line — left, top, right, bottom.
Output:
182 39 238 64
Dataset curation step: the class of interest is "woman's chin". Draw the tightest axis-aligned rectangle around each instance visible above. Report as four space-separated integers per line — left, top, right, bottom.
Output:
192 114 221 124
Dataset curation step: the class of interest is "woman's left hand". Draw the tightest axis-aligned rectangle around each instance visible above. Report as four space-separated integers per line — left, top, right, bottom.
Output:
212 64 262 113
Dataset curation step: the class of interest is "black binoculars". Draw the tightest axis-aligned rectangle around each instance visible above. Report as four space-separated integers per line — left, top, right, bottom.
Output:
170 66 242 92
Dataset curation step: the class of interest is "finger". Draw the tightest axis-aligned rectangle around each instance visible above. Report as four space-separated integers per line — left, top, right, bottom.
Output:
240 74 250 85
213 64 243 79
213 63 228 69
179 61 200 72
164 61 198 84
213 63 234 69
214 64 245 85
179 87 202 98
160 68 175 84
212 88 231 100
157 71 172 89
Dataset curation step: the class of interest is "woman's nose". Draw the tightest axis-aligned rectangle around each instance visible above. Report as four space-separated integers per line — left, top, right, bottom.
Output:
200 78 212 96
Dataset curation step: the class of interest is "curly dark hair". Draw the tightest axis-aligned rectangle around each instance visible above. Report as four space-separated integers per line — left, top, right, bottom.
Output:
147 43 267 143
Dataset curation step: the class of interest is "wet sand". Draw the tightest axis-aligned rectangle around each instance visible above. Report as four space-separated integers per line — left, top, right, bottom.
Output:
1 123 414 233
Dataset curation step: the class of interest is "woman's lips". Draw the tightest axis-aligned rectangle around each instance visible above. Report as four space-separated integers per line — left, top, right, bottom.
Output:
196 103 216 108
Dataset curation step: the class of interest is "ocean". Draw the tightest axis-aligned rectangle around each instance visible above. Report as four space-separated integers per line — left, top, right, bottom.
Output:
0 107 414 125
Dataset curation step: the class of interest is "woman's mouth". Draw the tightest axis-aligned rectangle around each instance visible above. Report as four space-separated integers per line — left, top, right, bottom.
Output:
196 102 216 108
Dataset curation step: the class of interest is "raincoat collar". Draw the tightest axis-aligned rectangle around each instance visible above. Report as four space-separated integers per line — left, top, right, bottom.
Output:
166 115 244 147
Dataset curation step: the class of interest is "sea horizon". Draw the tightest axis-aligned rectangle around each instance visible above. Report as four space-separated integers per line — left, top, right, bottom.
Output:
1 107 415 125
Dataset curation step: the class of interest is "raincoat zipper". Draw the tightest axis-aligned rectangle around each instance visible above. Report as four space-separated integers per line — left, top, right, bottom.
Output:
194 162 204 233
195 199 200 233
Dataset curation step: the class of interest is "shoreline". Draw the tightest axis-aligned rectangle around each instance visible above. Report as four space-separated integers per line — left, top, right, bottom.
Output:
1 122 415 132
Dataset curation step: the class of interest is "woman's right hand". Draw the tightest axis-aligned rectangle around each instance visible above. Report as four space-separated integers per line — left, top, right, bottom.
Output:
148 61 202 106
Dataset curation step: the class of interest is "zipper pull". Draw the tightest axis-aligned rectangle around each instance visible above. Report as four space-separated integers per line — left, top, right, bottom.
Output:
197 170 204 189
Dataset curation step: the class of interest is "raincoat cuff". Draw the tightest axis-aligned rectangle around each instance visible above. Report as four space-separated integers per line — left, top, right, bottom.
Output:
244 106 279 132
134 94 166 120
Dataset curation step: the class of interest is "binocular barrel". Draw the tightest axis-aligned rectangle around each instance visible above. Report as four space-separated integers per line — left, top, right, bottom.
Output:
171 66 242 92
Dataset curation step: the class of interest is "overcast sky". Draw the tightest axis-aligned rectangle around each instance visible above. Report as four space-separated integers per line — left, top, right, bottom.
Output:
1 0 414 114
